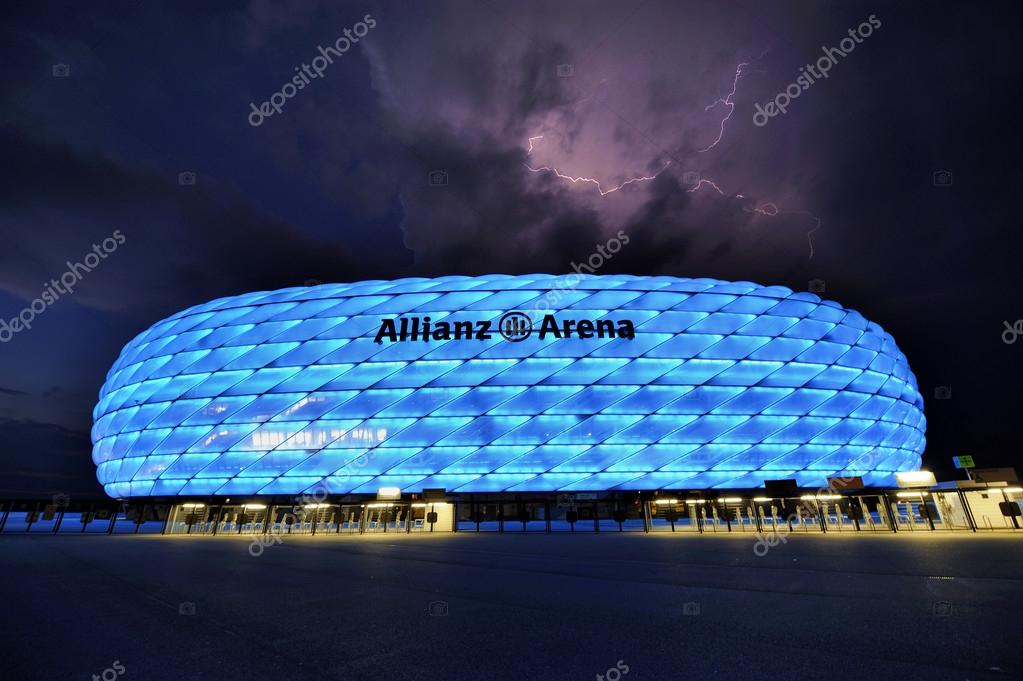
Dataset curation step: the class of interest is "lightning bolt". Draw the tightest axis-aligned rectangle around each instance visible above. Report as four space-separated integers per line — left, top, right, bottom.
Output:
697 60 755 153
525 135 670 196
689 51 822 258
523 55 822 258
687 179 776 213
687 181 822 258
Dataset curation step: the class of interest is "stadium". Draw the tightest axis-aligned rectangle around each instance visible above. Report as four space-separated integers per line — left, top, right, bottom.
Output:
89 274 929 533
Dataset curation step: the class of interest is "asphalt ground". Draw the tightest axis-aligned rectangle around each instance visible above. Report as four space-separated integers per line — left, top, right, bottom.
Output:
2 532 1021 681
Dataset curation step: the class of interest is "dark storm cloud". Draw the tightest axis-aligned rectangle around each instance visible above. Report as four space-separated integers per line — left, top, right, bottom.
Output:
0 127 366 312
508 43 579 123
391 126 605 274
353 1 826 280
206 0 821 277
613 173 821 282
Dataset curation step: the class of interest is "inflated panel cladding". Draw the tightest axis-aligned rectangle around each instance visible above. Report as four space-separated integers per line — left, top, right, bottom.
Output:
92 275 925 498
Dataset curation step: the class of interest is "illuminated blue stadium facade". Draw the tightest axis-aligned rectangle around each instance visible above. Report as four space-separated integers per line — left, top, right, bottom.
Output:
92 275 925 499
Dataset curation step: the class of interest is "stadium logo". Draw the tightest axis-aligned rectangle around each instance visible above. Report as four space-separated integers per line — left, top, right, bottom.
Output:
373 312 635 344
497 311 532 341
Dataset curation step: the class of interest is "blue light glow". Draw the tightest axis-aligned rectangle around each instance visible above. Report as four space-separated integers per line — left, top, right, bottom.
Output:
92 275 926 497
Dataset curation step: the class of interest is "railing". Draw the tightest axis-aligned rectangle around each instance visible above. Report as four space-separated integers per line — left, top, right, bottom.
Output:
1 490 1020 536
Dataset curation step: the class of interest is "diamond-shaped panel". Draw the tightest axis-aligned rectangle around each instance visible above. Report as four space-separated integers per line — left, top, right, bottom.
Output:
92 275 926 497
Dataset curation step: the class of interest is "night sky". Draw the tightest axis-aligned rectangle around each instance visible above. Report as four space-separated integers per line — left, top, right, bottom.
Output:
1 1 1020 496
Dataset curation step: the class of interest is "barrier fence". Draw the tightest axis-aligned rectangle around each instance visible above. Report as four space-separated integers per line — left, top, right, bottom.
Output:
1 487 1020 536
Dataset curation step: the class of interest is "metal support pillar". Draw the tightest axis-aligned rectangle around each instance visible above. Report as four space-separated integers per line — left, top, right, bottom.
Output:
25 501 40 533
957 489 977 533
106 504 118 534
53 506 66 534
881 493 898 533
